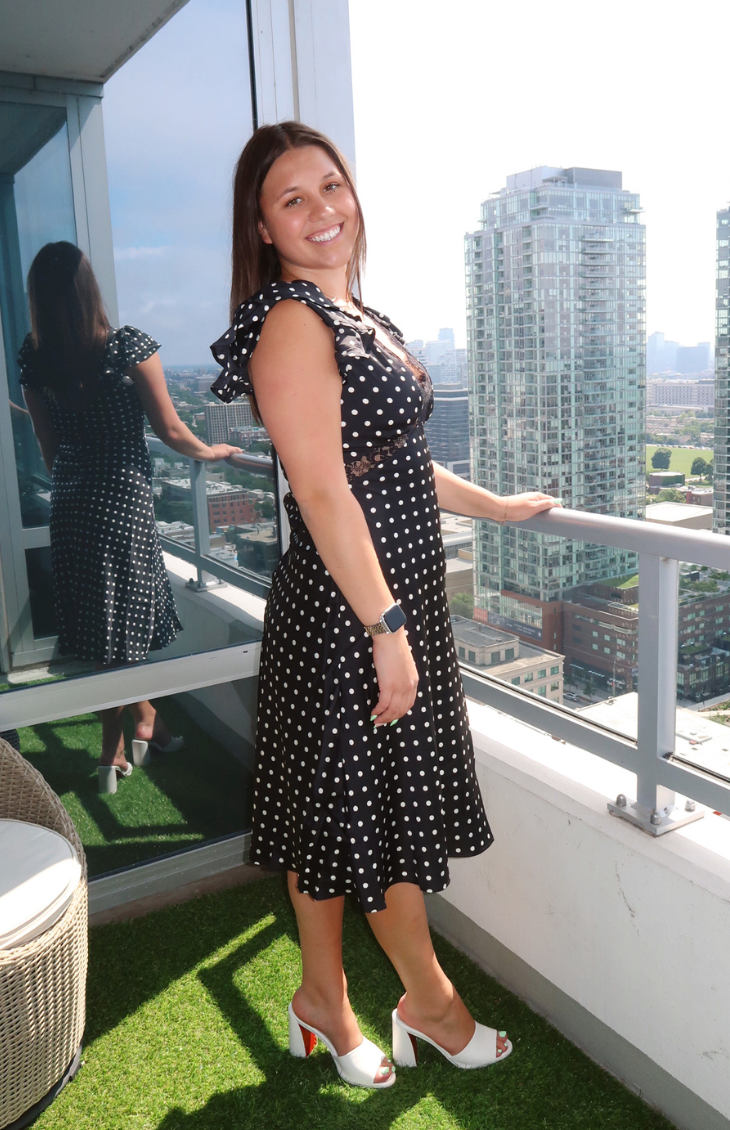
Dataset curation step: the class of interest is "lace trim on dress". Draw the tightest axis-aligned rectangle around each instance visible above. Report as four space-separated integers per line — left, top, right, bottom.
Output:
344 433 408 480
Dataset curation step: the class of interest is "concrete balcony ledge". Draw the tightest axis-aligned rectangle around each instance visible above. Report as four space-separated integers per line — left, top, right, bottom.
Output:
427 699 730 1130
159 551 730 1129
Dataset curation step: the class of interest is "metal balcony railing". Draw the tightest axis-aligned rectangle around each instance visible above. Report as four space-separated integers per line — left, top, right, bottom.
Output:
147 437 730 832
148 437 278 600
462 506 730 835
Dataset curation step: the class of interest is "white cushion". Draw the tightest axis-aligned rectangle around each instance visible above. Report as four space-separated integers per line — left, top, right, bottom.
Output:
0 819 82 950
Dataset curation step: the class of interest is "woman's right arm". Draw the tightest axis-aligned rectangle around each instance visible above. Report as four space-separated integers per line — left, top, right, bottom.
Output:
129 353 240 462
249 301 418 726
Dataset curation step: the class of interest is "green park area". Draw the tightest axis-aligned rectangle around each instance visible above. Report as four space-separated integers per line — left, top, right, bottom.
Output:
646 445 713 477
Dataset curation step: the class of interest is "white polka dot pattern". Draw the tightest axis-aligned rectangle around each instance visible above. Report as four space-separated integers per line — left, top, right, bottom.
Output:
18 327 182 664
210 282 493 911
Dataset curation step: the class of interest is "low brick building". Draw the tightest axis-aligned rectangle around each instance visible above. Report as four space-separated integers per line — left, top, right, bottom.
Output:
451 617 564 702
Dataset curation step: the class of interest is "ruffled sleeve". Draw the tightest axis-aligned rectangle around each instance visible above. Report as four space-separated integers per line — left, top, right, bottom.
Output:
362 305 406 345
209 280 381 404
209 293 270 404
98 326 160 388
17 334 38 390
117 326 160 369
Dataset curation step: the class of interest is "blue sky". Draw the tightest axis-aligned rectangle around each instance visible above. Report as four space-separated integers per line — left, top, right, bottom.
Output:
104 0 728 360
104 0 252 364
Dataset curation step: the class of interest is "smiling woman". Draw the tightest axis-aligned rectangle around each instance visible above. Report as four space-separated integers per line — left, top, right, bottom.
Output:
208 120 559 1094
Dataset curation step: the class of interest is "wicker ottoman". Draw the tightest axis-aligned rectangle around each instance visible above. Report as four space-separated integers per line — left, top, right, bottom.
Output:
0 738 88 1129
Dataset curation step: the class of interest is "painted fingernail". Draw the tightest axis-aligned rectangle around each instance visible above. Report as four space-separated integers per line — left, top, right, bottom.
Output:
390 719 398 726
499 1030 507 1037
370 714 377 721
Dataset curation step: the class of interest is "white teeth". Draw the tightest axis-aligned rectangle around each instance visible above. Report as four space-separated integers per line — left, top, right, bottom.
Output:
309 224 341 243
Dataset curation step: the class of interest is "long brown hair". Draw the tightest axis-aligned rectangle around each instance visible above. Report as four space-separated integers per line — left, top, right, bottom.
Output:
230 121 366 317
27 242 111 397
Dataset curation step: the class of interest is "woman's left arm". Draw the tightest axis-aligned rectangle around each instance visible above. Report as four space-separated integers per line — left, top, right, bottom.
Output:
432 461 560 523
23 389 59 473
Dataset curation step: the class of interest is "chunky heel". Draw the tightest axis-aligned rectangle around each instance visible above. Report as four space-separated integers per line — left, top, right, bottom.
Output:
97 765 117 794
132 739 151 767
391 1008 418 1066
289 1005 316 1058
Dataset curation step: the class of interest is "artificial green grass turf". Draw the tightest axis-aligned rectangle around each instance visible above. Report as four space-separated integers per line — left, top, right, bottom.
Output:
35 877 674 1130
18 699 251 878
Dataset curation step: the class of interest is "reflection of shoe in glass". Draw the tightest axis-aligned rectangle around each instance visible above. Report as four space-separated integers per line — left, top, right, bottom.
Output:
392 1008 512 1069
97 761 132 795
288 1002 396 1089
131 735 184 766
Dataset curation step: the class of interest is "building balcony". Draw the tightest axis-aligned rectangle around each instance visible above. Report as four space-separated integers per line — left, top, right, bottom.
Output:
7 495 728 1130
0 6 726 1128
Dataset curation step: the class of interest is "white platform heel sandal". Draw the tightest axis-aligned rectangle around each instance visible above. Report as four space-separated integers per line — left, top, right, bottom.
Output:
392 1007 513 1069
288 1002 396 1089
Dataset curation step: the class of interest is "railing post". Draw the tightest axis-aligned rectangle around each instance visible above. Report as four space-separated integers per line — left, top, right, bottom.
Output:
274 454 290 556
607 552 703 834
186 459 224 591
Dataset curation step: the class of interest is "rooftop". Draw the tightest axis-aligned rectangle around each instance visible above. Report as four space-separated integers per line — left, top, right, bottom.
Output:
579 691 730 783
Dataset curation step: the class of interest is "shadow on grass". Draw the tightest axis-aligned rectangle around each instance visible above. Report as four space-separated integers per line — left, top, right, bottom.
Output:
91 879 672 1130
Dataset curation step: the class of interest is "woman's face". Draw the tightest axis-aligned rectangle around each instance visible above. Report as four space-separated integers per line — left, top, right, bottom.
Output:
258 145 358 280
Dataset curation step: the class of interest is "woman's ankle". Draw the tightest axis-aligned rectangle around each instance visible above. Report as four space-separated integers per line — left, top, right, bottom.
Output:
99 749 127 767
398 984 459 1027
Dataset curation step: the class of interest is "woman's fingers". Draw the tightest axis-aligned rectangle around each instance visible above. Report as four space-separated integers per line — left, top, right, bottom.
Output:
371 688 416 726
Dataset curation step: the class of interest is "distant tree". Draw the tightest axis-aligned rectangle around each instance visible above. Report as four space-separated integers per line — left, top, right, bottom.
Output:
651 448 672 470
655 488 687 503
450 592 474 618
691 457 709 476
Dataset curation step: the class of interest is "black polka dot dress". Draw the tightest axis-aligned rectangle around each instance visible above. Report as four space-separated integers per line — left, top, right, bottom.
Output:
18 327 182 665
211 281 492 911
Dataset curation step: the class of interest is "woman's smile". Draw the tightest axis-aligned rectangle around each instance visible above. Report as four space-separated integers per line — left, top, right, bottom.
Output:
306 222 344 244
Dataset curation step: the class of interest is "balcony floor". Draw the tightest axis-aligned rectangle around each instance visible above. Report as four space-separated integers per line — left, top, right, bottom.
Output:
35 877 675 1130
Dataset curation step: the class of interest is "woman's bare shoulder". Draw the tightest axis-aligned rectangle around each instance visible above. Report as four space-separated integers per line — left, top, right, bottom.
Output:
253 295 334 367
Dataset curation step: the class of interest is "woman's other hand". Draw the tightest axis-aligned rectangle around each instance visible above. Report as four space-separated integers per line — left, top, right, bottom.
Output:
370 630 419 726
503 492 562 522
206 444 243 462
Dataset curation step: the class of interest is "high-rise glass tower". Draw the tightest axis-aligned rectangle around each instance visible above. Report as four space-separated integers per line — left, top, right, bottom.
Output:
465 167 646 643
713 207 730 533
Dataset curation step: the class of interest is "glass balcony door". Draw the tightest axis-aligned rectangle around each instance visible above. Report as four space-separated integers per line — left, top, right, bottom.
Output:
0 83 115 672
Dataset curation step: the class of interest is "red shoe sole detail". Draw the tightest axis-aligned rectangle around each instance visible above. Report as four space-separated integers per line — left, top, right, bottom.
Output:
300 1025 317 1056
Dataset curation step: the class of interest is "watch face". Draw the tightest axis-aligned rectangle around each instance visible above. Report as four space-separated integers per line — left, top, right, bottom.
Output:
382 604 406 633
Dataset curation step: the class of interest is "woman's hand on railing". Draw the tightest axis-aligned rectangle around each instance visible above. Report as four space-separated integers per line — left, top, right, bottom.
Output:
502 493 562 523
205 444 243 462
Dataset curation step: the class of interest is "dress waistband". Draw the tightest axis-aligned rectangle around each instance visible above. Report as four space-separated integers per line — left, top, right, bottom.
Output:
343 432 410 482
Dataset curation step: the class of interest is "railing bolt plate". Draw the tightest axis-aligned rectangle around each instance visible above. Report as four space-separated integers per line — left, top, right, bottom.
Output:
607 795 704 836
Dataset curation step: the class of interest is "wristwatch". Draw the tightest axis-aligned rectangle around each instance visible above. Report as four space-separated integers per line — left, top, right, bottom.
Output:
364 603 407 636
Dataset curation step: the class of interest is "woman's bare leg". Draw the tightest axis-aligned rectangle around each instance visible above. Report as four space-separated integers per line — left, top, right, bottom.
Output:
127 700 172 745
367 882 509 1058
287 872 366 1057
98 705 128 768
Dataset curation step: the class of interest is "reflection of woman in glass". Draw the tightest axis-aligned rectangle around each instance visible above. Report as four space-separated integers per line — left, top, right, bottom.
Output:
212 124 558 1090
20 242 240 788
